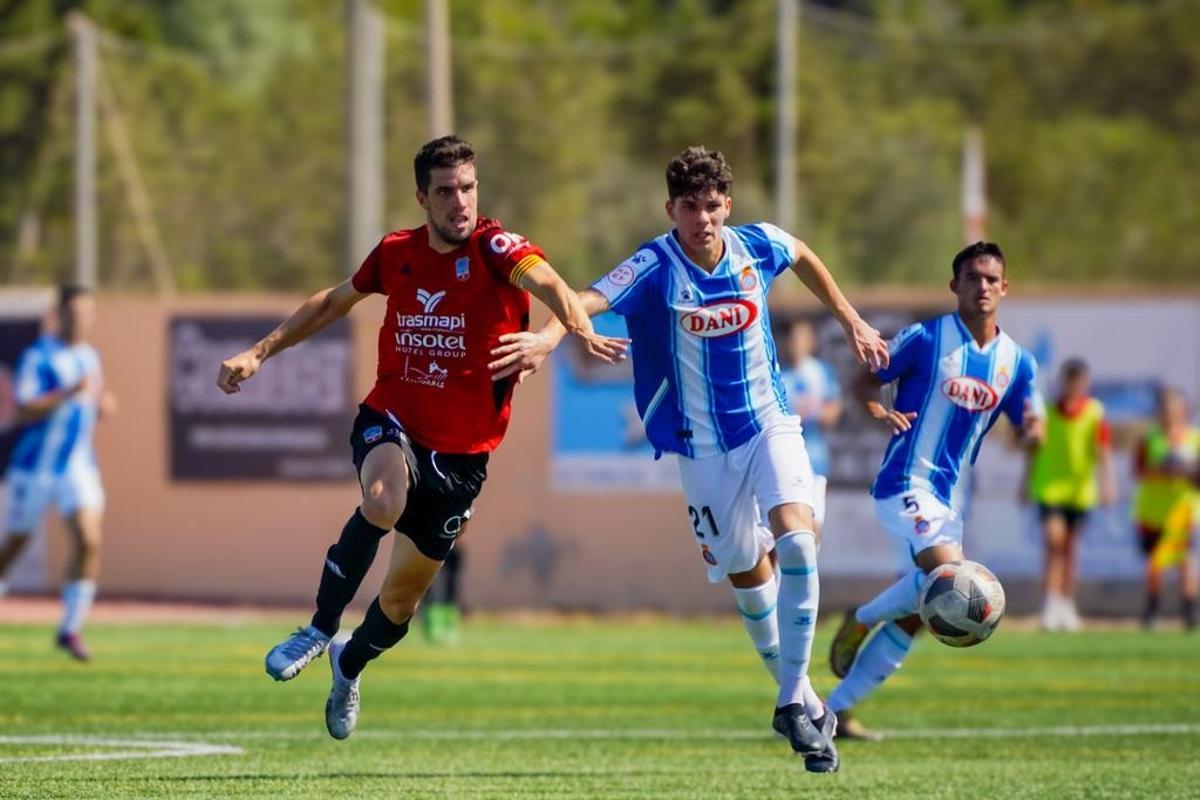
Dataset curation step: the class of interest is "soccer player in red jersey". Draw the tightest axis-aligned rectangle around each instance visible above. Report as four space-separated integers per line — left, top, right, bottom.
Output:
216 136 626 739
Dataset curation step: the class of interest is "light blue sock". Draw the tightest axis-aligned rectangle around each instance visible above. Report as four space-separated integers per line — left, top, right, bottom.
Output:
855 569 924 626
60 580 96 635
775 531 819 707
732 578 780 683
827 622 914 713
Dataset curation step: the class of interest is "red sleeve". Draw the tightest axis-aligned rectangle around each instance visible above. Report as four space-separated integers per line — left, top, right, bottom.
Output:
351 241 384 295
1096 416 1112 446
476 221 547 286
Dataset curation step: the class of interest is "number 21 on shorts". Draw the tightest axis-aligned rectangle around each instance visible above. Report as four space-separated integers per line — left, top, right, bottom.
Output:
688 505 720 539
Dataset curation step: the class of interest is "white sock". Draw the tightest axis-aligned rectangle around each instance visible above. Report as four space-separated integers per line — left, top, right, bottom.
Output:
827 622 914 713
855 569 925 626
60 580 97 634
775 531 819 707
800 676 824 720
732 578 780 683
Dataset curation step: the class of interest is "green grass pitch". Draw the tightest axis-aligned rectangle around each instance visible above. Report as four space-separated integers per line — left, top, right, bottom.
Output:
1 615 1197 798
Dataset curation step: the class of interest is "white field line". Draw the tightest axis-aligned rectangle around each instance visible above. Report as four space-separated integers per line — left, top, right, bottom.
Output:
122 722 1200 742
0 735 242 764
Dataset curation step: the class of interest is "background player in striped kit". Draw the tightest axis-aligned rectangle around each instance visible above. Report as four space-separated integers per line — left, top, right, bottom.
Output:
490 146 889 771
0 285 115 661
780 318 843 533
826 241 1045 734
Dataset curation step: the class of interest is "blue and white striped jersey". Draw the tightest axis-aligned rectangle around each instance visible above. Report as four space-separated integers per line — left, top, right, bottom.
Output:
870 313 1043 510
7 335 102 477
590 223 797 459
781 356 840 476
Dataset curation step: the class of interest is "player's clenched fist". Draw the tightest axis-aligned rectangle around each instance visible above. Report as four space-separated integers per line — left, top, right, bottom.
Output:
217 349 263 394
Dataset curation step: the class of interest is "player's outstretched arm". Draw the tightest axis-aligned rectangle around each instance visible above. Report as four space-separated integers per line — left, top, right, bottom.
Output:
217 279 367 395
788 240 889 371
489 288 616 383
507 264 627 370
15 383 87 423
854 370 916 435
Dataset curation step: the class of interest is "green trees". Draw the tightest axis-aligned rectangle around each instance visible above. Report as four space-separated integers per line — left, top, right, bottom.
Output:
0 1 1194 290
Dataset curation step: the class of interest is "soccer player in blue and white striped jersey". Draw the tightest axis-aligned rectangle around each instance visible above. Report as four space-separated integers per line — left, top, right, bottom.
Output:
0 286 114 661
490 147 889 771
826 242 1045 738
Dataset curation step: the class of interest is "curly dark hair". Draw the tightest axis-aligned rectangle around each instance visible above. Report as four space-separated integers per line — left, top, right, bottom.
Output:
414 135 475 193
666 146 733 200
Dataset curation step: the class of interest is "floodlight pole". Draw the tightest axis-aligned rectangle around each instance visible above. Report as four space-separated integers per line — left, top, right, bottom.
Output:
773 0 798 233
69 12 98 289
425 0 454 138
346 0 385 275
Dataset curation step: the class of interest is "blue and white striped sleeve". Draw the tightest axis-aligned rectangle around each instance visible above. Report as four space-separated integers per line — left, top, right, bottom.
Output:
590 248 659 316
13 346 49 405
752 222 799 277
873 322 929 383
1002 350 1043 427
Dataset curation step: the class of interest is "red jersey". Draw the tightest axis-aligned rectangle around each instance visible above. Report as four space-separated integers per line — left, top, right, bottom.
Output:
351 217 545 453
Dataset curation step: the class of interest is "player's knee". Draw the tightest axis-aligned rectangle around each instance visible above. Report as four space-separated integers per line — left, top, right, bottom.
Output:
377 585 420 623
775 529 817 568
768 502 816 540
75 530 101 556
360 483 405 529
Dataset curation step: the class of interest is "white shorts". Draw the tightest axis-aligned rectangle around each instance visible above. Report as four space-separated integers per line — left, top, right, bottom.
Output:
811 474 828 528
677 417 816 583
3 463 105 535
873 488 962 564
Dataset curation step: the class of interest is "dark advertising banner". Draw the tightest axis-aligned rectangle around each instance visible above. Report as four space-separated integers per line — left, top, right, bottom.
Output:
169 315 355 481
0 317 43 469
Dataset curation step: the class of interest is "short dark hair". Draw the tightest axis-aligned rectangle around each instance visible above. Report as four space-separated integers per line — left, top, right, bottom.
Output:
1061 357 1089 381
951 241 1006 279
57 283 91 309
666 146 733 200
414 135 475 193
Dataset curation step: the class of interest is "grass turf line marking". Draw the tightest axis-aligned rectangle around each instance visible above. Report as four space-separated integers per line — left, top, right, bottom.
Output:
127 722 1200 742
0 735 242 764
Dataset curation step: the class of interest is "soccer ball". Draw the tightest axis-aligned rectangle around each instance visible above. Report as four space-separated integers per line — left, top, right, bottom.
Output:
918 560 1006 647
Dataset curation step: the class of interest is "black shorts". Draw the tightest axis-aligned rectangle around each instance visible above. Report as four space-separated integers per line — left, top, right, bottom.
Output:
350 404 488 561
1037 504 1090 529
1137 525 1163 557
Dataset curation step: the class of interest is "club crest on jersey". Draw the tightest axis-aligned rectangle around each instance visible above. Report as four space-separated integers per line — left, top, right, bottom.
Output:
363 425 383 444
739 267 758 292
941 376 999 412
679 299 758 338
455 257 470 281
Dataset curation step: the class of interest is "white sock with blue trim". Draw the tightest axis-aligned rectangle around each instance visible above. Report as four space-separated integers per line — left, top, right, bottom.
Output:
775 531 819 708
733 577 825 719
60 579 96 635
732 578 780 683
827 622 914 713
855 569 924 626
